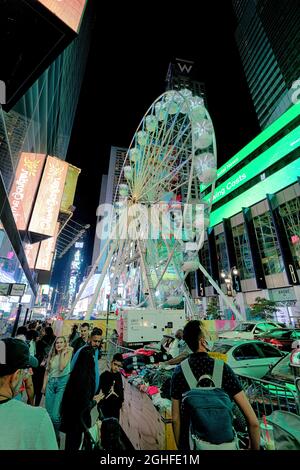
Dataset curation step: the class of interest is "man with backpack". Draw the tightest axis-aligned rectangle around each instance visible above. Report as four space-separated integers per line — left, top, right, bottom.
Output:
170 320 260 450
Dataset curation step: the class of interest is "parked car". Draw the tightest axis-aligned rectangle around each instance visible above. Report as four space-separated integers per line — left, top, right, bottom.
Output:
237 351 299 417
209 339 285 378
256 328 300 351
218 321 284 340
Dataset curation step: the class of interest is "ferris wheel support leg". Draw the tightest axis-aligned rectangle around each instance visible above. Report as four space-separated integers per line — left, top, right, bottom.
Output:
66 236 111 319
153 241 178 291
197 262 243 321
84 240 118 320
136 239 156 308
163 240 197 318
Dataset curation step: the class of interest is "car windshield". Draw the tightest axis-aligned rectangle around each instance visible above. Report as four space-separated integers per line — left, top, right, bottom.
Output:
233 323 254 332
211 343 232 354
270 353 293 382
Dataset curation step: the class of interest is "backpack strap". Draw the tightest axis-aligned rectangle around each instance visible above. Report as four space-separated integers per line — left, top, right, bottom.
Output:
212 359 224 388
181 358 198 389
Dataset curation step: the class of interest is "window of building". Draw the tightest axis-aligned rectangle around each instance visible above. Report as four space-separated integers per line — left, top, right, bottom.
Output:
279 197 300 269
253 211 284 275
200 240 211 287
232 223 255 280
215 232 229 280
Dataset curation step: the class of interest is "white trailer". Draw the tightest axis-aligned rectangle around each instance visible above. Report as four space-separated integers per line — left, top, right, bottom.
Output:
121 308 186 345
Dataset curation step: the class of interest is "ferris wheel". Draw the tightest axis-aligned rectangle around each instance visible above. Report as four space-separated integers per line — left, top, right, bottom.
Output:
72 89 242 320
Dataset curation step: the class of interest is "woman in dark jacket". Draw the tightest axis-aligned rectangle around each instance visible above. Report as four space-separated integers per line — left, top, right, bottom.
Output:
60 328 102 450
33 327 56 405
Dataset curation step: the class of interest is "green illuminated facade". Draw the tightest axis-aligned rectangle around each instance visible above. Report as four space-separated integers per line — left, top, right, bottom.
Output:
200 104 300 326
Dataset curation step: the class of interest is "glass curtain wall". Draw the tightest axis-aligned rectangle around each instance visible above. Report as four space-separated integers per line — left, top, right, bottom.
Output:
253 211 284 275
232 223 255 279
215 232 229 280
199 240 211 287
279 197 300 269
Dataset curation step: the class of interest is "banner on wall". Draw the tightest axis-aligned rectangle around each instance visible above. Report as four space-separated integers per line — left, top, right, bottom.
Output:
37 0 87 33
24 242 40 269
9 152 46 230
28 156 68 238
35 223 60 271
60 319 117 342
60 164 81 213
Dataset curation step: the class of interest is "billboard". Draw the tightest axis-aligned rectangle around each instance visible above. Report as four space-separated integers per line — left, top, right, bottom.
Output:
60 164 81 213
35 223 60 271
29 156 68 238
210 158 300 227
203 126 300 207
38 0 87 33
9 153 46 230
24 242 41 270
10 283 26 297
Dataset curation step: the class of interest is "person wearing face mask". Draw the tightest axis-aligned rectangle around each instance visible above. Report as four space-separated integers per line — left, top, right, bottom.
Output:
170 320 260 450
60 328 103 451
0 338 58 450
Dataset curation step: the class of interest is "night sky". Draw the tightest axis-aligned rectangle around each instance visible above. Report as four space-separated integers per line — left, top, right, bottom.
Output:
66 0 260 268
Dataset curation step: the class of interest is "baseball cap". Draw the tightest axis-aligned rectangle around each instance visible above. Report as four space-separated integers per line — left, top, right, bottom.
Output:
0 338 38 376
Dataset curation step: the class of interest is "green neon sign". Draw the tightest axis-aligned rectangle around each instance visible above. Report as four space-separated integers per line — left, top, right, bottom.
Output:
209 158 300 227
201 103 300 191
203 125 300 205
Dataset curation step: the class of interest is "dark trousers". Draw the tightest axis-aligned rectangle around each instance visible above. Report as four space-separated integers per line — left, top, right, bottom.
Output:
65 430 83 451
32 366 45 406
99 403 120 421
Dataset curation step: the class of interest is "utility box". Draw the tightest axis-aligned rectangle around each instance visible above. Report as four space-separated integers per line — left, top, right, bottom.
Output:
121 308 186 346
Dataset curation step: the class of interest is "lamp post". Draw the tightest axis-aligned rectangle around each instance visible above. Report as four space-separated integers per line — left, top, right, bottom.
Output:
105 294 110 354
220 266 240 297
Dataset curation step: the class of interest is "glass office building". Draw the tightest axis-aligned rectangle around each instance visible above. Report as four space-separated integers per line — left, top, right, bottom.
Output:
233 0 300 129
0 1 94 331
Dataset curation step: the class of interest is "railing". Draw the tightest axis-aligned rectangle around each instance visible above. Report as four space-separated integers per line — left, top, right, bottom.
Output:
237 373 300 418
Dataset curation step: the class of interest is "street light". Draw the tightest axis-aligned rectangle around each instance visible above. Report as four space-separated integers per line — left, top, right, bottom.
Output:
220 267 240 296
232 266 239 276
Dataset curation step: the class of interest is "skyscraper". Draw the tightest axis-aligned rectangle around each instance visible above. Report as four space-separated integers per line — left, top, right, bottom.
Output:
233 0 300 129
166 58 206 105
0 1 94 308
93 146 127 272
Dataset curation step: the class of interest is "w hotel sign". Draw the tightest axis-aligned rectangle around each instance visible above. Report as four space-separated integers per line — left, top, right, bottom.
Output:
175 58 194 75
29 156 68 239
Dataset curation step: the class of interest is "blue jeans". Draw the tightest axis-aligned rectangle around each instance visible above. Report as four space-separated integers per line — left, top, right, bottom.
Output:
45 375 69 440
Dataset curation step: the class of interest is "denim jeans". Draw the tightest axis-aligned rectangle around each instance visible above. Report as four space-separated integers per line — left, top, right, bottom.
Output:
45 375 69 440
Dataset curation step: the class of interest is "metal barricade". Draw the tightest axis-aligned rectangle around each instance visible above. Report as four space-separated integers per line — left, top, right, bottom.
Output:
237 373 300 418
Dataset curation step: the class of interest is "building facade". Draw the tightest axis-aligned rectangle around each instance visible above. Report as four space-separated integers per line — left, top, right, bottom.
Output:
199 102 300 325
0 1 93 331
233 0 300 129
92 146 127 272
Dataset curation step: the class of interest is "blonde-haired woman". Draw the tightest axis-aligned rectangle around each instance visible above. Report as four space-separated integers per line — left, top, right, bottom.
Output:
42 337 73 445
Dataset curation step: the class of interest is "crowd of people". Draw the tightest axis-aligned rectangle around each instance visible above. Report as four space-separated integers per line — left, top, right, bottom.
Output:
0 319 261 451
0 321 124 450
